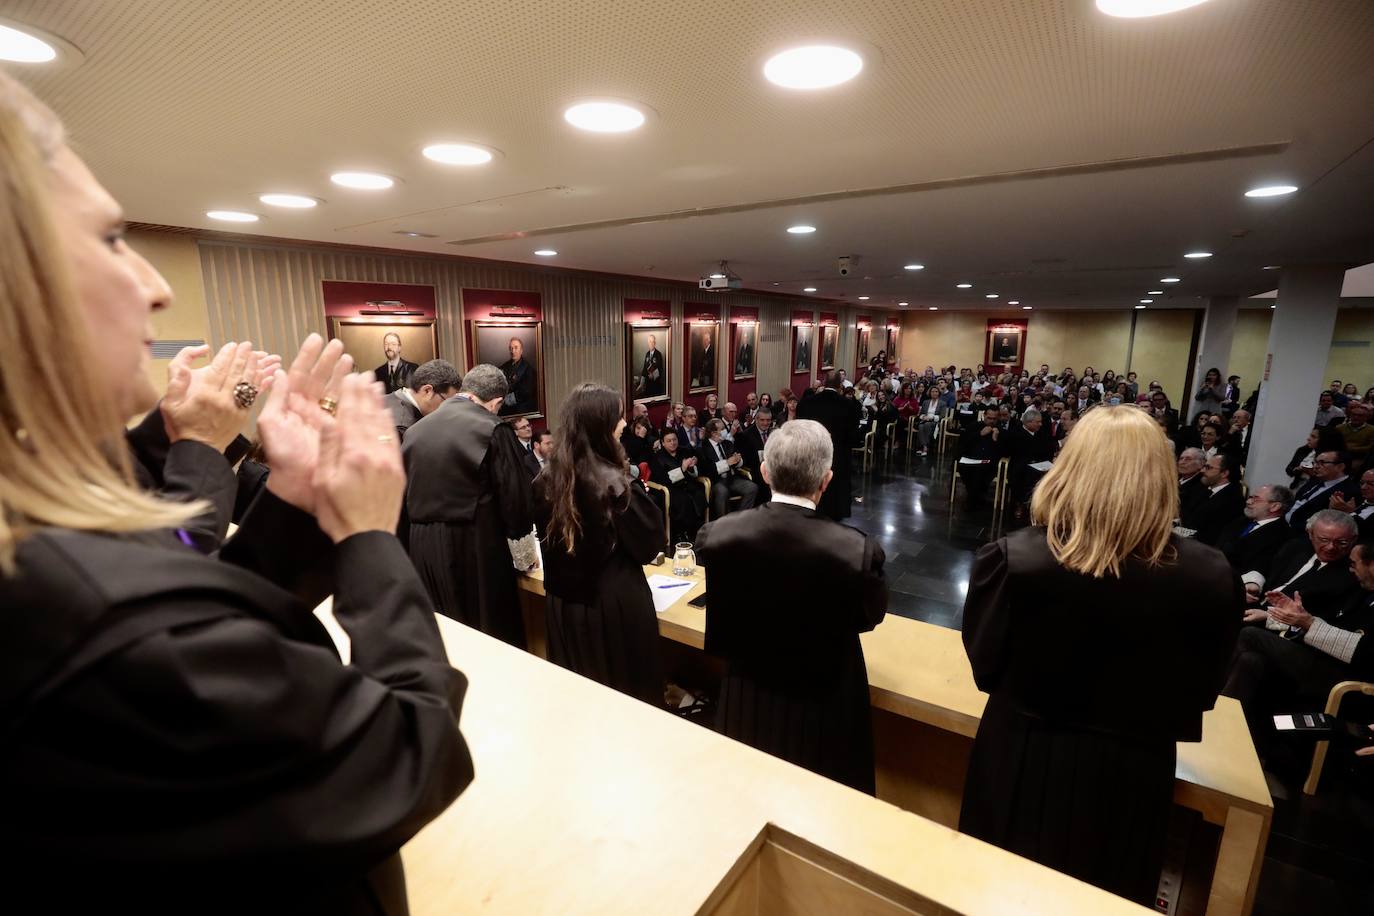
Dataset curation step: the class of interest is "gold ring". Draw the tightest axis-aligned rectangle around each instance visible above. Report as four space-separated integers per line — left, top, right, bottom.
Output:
318 396 338 415
378 434 394 443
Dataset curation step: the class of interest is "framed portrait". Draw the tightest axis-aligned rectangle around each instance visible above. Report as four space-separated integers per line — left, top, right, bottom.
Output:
626 323 671 405
820 325 838 370
856 326 871 368
329 317 437 388
989 327 1023 365
792 325 813 375
687 321 719 393
732 322 757 380
469 320 544 418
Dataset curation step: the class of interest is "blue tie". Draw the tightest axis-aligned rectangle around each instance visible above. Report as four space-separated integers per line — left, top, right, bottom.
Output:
1241 522 1257 537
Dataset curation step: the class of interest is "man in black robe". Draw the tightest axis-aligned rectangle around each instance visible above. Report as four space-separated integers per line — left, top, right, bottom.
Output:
373 332 418 394
382 358 459 441
402 364 536 648
691 326 716 389
697 419 887 792
640 334 665 397
795 371 858 520
1001 407 1056 513
499 336 537 415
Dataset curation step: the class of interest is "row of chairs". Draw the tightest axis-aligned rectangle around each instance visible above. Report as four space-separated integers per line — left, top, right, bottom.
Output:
643 468 757 544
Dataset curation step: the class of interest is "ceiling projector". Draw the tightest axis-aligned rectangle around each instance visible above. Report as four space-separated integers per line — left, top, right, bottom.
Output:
699 276 742 291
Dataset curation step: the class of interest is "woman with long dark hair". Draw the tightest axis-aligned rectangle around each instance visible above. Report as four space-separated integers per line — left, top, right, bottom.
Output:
533 383 666 705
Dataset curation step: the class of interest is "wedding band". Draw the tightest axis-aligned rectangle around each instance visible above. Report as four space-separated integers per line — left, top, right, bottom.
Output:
378 435 394 443
232 381 258 409
318 396 338 415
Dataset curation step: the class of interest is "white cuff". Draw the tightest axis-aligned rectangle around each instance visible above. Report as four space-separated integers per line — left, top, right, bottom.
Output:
1241 571 1267 589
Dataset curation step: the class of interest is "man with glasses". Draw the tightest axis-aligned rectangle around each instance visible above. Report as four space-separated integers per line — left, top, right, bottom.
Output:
1331 467 1374 539
1179 452 1245 545
1224 519 1369 753
1286 451 1359 533
1216 484 1293 585
1241 510 1361 623
383 358 460 441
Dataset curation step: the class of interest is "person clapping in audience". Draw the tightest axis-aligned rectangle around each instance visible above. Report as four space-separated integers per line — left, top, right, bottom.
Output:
1215 485 1293 584
651 429 707 542
533 384 666 706
698 419 759 518
696 419 887 792
1179 452 1245 545
959 406 1240 906
0 73 471 911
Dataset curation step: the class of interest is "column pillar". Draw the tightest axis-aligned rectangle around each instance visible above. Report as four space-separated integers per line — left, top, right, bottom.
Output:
1189 295 1239 418
1246 266 1345 489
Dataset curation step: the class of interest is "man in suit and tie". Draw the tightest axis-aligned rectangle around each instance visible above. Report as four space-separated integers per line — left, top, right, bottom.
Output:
1178 447 1208 522
697 419 758 519
381 358 459 441
1224 527 1373 751
509 416 534 455
1226 409 1254 469
1073 385 1093 415
679 406 704 450
1001 408 1056 516
1241 510 1361 622
373 332 418 394
735 407 773 503
640 334 665 398
1286 451 1360 534
692 326 716 389
1151 390 1180 440
1331 468 1374 538
1215 484 1293 584
523 429 552 480
1180 452 1245 545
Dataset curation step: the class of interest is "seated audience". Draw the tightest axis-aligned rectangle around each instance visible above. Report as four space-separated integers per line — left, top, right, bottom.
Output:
533 383 665 706
1242 510 1361 622
697 419 759 518
621 415 658 468
651 429 707 542
510 415 534 455
0 72 470 910
697 419 887 793
960 407 1240 906
702 392 723 422
743 391 758 424
1226 409 1253 468
1224 529 1372 755
1214 485 1293 583
1197 422 1224 460
383 357 459 440
1180 452 1245 545
1330 467 1374 538
734 408 773 502
524 428 553 479
1150 390 1180 439
679 406 704 449
1287 426 1344 489
1177 447 1207 522
958 410 1003 508
721 401 743 440
1003 408 1056 516
1315 390 1345 428
1339 400 1372 469
1286 451 1360 532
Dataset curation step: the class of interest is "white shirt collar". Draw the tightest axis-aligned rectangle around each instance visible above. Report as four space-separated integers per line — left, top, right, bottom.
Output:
1252 516 1280 527
1209 481 1230 494
771 493 817 511
388 358 400 370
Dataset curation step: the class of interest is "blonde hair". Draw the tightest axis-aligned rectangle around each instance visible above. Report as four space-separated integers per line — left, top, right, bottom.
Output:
0 72 199 571
1030 405 1177 578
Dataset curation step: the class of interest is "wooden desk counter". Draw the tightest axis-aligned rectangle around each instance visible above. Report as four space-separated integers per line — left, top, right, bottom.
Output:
517 566 1272 916
402 616 1149 915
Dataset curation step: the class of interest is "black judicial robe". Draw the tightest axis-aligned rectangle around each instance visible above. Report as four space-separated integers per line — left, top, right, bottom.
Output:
650 446 708 540
959 528 1241 906
534 468 666 705
0 493 472 915
402 395 535 647
794 388 859 520
697 501 887 793
499 357 537 416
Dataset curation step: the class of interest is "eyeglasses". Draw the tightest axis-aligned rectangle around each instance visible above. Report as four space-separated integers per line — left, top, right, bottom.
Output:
1314 459 1342 466
1313 536 1353 549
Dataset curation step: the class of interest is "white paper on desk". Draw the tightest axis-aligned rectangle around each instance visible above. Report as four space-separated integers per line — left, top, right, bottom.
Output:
957 457 991 465
668 467 685 483
1028 460 1053 472
647 574 692 615
715 459 730 474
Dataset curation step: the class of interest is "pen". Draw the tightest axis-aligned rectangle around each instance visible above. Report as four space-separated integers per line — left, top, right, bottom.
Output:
656 581 692 589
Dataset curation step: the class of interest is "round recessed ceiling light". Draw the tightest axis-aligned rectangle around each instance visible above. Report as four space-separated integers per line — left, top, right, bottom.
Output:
1022 306 1033 310
1263 265 1280 270
1135 304 1148 309
206 210 259 223
1183 251 1212 259
898 301 909 306
985 293 999 299
422 142 497 165
956 283 972 289
763 45 864 90
1160 277 1181 283
330 171 395 190
1245 185 1298 198
1148 290 1164 295
563 100 647 133
1140 299 1154 303
534 249 558 257
787 224 817 234
904 263 924 271
259 193 319 209
1095 0 1212 18
1008 300 1020 305
0 23 57 62
858 296 870 300
803 287 818 293
928 306 939 311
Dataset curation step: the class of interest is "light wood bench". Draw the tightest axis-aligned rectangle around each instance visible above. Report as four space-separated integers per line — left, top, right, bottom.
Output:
517 566 1273 916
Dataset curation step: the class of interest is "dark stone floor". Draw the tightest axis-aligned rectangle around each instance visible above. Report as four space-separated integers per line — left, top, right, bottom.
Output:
842 447 1374 916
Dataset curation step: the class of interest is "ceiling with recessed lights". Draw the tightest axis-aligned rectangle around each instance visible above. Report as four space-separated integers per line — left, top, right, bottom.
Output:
5 0 1374 310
